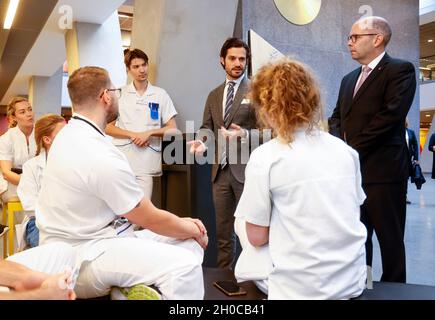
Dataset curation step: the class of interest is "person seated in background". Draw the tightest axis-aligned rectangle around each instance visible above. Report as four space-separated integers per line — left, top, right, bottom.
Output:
1 242 76 300
234 57 368 299
16 114 66 249
0 97 36 202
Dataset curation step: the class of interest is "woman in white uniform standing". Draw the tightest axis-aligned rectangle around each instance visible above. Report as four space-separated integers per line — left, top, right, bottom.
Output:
234 58 368 299
17 114 66 248
0 97 37 202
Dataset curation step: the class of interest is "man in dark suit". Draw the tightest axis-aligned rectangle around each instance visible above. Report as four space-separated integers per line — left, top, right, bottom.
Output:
189 38 259 268
428 133 435 179
329 16 416 283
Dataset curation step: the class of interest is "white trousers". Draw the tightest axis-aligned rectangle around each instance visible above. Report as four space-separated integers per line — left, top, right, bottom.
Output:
74 230 204 300
136 175 153 199
6 242 76 274
234 217 271 295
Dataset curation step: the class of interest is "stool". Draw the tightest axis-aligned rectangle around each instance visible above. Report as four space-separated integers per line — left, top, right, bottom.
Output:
2 197 23 258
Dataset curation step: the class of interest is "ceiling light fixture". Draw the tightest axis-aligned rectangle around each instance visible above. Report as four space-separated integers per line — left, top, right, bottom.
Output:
118 13 132 19
428 39 434 43
4 0 20 29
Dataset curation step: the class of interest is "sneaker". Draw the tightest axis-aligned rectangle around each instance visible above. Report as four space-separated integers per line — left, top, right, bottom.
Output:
110 284 161 300
0 224 9 238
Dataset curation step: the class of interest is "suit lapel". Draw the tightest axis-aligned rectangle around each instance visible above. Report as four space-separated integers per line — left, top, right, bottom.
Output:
352 53 390 103
225 78 248 128
214 82 225 128
343 69 360 118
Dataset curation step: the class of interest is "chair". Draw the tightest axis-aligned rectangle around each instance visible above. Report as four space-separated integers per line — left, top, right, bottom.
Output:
2 197 23 258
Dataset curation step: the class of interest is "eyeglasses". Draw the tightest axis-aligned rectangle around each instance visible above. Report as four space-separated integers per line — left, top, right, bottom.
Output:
347 33 378 43
106 88 122 98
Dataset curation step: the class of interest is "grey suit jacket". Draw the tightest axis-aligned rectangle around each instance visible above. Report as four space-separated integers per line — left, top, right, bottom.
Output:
200 77 258 183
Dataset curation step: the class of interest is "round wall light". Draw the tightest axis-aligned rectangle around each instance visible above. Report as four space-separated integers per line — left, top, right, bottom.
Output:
274 0 322 25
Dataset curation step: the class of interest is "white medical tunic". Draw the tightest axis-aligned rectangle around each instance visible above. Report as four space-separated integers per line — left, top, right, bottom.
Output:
36 115 144 246
235 130 367 300
113 82 178 176
0 126 37 195
17 150 46 211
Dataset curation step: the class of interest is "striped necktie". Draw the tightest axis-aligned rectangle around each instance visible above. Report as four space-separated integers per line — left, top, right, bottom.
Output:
221 81 236 169
224 81 235 126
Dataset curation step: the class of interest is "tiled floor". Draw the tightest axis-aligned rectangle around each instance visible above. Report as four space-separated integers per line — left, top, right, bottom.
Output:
371 174 435 285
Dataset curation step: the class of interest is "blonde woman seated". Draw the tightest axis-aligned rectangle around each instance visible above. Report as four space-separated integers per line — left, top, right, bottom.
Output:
234 58 368 299
17 114 66 248
0 97 36 202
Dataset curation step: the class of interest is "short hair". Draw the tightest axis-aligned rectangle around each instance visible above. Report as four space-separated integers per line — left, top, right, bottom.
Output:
67 67 111 106
220 37 251 62
250 57 322 144
358 16 392 47
124 48 149 69
34 114 65 156
7 96 29 128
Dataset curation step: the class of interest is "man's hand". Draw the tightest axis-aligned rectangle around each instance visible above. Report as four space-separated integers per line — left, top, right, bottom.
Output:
187 140 206 154
183 218 208 249
130 132 152 147
194 233 209 249
220 124 247 140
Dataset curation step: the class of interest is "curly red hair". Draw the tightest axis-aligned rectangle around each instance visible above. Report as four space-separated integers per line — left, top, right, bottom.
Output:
250 57 322 143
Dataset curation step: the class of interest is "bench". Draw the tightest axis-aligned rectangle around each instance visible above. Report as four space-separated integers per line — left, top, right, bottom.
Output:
202 267 435 300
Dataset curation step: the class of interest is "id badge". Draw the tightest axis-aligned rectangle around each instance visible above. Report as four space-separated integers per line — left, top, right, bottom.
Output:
149 102 159 120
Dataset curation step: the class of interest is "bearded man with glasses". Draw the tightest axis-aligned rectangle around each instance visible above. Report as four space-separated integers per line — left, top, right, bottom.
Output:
328 16 416 283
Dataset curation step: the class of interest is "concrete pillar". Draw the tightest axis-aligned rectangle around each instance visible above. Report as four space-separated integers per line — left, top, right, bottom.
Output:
130 0 239 131
65 11 126 88
28 67 63 118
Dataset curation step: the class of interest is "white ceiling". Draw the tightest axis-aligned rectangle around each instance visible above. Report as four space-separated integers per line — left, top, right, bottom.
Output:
420 0 435 25
1 0 126 104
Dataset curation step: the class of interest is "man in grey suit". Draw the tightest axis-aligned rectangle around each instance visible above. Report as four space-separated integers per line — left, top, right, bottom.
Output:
189 38 259 268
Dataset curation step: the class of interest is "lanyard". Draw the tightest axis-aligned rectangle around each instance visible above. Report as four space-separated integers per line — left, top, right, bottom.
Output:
72 116 105 137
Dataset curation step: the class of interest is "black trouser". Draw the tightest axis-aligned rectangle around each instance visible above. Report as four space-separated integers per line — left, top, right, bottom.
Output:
361 181 407 283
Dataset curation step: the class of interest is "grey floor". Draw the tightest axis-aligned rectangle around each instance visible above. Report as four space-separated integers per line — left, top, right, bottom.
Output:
371 173 435 285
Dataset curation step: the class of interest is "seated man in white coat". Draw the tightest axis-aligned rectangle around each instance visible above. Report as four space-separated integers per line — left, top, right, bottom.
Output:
35 66 208 300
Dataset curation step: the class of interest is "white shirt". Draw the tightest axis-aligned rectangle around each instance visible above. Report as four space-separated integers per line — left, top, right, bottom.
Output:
0 126 37 194
113 82 178 176
36 115 144 246
222 75 244 118
235 130 367 299
17 150 47 211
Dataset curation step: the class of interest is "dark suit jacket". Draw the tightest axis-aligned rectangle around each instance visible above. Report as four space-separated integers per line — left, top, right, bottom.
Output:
428 133 435 179
329 53 416 184
200 77 258 183
406 128 419 162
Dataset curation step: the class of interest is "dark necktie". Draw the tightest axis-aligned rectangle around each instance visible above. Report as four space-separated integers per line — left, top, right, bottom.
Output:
221 81 236 169
224 81 235 126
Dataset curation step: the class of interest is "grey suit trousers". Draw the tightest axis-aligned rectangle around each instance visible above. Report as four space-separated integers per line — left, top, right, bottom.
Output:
212 166 244 269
